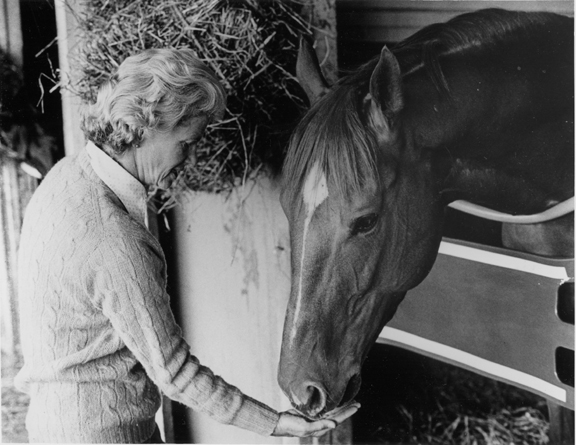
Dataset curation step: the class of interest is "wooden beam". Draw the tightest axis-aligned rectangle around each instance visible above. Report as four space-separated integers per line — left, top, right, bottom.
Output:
54 0 85 155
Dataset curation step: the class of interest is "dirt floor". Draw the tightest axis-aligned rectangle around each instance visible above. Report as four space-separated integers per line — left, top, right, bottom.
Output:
2 350 29 443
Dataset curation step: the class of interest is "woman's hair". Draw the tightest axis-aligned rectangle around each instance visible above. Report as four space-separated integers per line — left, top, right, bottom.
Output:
81 48 226 155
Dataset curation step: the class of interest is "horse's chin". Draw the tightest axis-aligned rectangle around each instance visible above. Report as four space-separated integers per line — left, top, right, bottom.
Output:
293 405 334 421
293 406 324 421
294 394 362 422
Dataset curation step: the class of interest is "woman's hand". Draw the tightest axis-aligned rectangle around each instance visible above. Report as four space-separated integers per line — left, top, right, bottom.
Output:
271 402 360 437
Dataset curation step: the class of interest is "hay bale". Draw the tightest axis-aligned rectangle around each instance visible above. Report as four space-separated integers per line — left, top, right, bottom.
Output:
66 0 312 205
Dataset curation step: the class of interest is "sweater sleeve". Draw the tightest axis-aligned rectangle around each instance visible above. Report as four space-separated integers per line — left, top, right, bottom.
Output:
89 231 280 436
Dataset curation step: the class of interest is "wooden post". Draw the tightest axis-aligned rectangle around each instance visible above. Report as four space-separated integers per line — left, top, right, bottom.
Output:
169 178 296 444
54 0 85 155
0 0 24 363
0 160 21 361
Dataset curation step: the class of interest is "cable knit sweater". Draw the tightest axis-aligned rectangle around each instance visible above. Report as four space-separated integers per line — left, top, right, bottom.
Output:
15 146 279 443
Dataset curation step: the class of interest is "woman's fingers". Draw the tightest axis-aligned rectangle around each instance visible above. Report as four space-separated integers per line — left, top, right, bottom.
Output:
272 403 360 437
322 401 361 425
271 413 335 437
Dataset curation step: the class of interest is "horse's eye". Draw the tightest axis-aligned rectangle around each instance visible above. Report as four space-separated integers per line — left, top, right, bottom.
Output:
351 213 379 236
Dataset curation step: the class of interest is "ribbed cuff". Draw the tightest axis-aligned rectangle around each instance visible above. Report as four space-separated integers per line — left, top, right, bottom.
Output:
231 396 280 436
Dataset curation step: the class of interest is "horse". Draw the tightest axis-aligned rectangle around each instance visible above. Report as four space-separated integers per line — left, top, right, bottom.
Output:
277 7 574 434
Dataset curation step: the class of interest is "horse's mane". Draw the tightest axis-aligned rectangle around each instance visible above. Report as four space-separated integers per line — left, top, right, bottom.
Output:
282 9 567 203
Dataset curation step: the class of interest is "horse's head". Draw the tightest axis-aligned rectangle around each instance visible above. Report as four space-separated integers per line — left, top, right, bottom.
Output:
278 41 444 418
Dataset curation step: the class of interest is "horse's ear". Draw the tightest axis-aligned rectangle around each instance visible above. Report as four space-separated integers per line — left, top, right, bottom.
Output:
297 37 330 104
364 46 404 140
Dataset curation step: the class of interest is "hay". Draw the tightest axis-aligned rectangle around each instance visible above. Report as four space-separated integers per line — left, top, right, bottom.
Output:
398 366 550 445
65 0 312 205
355 346 550 445
406 406 549 445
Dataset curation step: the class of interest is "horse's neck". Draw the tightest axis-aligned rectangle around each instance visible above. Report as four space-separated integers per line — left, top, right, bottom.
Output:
442 159 568 214
442 115 572 215
405 47 573 215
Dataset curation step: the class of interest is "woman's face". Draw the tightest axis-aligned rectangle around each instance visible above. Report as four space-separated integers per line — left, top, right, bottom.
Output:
136 115 208 188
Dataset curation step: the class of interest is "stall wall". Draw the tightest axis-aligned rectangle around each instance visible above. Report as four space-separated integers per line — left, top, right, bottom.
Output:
169 177 297 444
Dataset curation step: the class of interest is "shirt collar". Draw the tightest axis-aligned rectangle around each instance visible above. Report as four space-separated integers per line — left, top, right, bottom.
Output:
86 141 149 228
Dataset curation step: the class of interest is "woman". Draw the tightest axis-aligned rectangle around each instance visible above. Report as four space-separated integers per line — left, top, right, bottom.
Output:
15 48 358 443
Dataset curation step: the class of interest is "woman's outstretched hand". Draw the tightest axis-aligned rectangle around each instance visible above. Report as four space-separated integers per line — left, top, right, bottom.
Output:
271 402 360 437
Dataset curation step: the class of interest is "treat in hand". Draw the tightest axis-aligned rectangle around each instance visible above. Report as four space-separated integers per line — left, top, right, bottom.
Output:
272 401 360 437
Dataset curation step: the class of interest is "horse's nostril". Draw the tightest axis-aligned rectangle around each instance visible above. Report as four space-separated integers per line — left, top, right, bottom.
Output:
302 382 327 417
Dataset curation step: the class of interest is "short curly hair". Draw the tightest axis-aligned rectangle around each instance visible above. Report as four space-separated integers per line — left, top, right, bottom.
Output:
81 48 226 155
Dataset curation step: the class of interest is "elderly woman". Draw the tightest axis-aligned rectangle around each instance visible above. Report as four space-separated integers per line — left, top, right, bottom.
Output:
15 48 358 443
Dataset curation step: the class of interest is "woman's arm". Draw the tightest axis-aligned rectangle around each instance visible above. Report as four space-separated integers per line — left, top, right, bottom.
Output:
91 231 279 435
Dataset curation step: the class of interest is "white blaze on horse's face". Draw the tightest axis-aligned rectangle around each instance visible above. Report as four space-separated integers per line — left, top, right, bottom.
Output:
289 161 329 348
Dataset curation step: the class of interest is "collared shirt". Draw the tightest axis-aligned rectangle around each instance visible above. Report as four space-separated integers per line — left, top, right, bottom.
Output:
86 141 148 228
